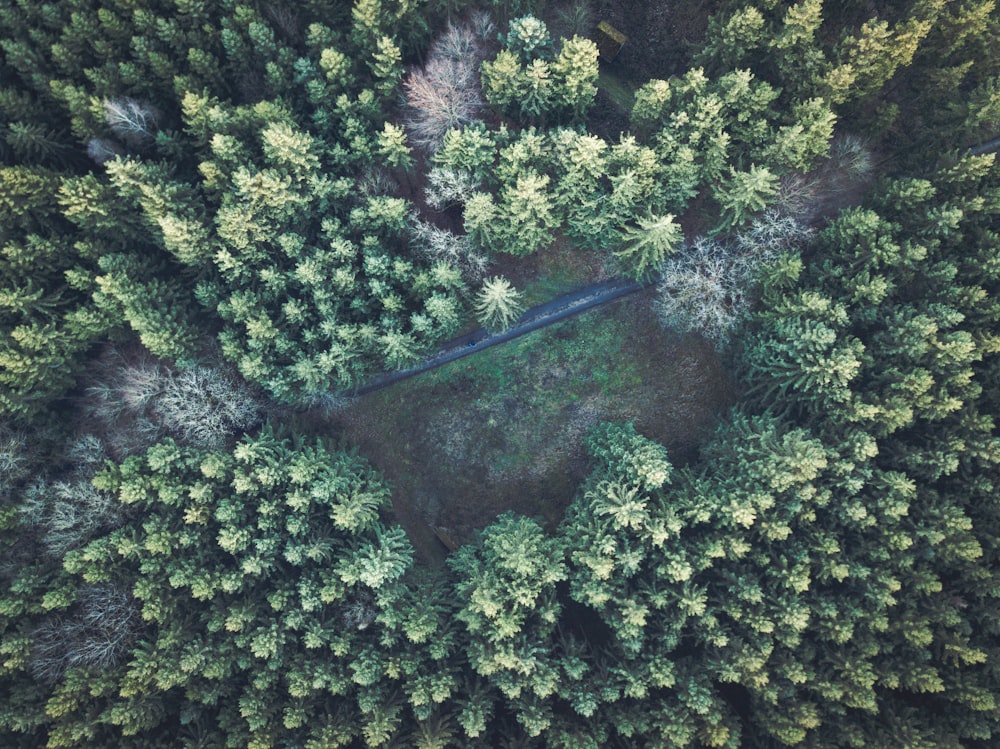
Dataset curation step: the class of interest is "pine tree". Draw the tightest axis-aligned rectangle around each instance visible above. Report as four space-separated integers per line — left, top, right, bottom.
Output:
614 213 684 280
474 276 524 332
713 165 779 232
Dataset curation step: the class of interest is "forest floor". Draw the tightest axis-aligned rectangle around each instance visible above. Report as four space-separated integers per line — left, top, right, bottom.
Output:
329 289 739 565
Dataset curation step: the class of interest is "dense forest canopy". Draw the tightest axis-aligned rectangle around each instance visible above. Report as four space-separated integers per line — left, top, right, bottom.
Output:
1 0 999 747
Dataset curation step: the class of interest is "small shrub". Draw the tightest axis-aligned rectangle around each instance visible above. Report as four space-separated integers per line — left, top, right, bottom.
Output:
777 135 874 223
828 134 873 181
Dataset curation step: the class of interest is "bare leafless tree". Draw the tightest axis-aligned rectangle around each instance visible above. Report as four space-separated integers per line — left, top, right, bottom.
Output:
409 216 489 282
735 209 814 258
153 366 263 449
402 20 492 152
101 97 160 148
340 590 378 631
777 134 874 223
31 584 139 684
657 212 813 346
86 137 124 165
81 345 264 455
17 434 124 559
656 236 751 346
424 167 482 211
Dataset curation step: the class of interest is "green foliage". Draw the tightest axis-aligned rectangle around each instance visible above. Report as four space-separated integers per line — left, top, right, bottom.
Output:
94 253 201 364
465 167 559 257
614 212 683 280
450 513 566 734
2 1 1000 747
631 68 789 213
45 429 438 746
482 18 599 125
116 92 465 402
503 16 553 61
586 422 672 491
713 164 779 232
474 276 525 332
0 168 118 420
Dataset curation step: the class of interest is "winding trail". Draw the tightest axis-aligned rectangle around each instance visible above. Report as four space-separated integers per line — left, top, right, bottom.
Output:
346 276 651 397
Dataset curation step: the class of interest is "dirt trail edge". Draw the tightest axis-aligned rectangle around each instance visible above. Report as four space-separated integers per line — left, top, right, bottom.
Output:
345 276 650 398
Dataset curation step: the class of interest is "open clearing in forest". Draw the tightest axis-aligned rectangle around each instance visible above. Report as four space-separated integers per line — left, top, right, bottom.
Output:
331 289 738 562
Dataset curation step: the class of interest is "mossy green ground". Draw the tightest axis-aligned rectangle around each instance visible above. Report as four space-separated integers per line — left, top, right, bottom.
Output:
332 290 738 564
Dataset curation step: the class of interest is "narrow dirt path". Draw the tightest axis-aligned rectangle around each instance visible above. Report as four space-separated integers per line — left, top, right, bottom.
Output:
346 276 650 397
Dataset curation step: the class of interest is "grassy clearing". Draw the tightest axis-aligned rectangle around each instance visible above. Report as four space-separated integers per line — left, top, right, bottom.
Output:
330 290 738 562
489 234 611 308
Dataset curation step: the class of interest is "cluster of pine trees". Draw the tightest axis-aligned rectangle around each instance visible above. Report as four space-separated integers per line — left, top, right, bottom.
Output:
2 0 999 746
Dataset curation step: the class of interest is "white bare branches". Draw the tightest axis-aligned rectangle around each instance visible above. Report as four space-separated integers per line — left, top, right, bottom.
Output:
101 97 160 148
656 236 751 346
154 366 262 449
657 212 814 346
82 346 264 456
86 137 125 165
408 216 489 282
31 584 138 684
17 435 123 559
402 20 491 152
424 167 482 211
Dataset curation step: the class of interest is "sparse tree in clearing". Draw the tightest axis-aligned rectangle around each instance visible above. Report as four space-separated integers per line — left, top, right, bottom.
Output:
101 97 160 148
828 134 873 181
776 135 873 222
475 276 524 332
